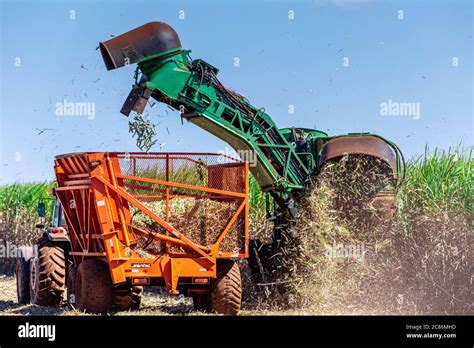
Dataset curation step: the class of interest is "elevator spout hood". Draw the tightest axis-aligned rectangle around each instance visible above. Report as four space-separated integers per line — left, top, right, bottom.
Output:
99 21 182 70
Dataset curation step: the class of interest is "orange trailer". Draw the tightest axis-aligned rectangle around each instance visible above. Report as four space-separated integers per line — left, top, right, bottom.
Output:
18 152 249 315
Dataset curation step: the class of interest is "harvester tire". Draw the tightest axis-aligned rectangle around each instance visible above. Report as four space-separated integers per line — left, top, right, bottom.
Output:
66 262 77 309
16 258 30 304
75 259 112 314
29 236 65 306
211 260 242 315
112 285 143 310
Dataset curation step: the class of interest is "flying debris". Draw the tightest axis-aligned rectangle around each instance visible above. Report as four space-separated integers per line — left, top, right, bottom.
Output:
35 128 54 135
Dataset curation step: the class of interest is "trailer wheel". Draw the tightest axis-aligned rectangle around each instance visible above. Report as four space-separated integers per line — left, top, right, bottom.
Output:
112 285 143 310
211 260 242 315
66 262 77 309
29 237 65 306
75 259 112 314
16 258 31 304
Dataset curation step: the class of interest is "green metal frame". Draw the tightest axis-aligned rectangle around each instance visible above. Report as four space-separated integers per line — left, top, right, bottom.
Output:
137 50 310 192
126 47 404 201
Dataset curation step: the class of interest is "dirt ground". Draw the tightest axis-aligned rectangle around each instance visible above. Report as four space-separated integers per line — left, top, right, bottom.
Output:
0 275 201 316
0 275 306 316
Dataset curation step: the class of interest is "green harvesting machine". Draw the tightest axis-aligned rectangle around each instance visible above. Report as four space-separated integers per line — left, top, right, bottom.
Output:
100 22 404 284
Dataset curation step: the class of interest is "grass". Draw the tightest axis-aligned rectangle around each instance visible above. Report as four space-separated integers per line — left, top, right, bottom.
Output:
0 182 55 243
399 146 472 222
0 182 55 273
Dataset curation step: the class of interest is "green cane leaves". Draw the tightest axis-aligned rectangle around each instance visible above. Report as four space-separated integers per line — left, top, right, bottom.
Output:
128 113 158 152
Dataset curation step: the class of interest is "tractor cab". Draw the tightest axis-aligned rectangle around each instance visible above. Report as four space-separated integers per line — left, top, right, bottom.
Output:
36 197 69 242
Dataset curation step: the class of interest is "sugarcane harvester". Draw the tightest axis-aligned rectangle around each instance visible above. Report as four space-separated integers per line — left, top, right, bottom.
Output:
100 22 404 286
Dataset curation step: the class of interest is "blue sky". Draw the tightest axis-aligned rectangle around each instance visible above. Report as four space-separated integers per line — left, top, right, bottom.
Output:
0 0 472 184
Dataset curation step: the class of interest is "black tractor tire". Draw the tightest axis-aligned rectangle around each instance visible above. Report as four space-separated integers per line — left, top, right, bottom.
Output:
66 262 77 309
75 259 112 314
112 285 143 311
16 258 31 304
211 260 242 315
29 236 65 306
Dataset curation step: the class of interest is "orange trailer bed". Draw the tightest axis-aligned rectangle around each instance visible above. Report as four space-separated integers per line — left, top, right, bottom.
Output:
53 152 249 295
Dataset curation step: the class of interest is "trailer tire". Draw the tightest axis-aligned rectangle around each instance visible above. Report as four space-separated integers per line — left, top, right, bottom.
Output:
112 285 143 310
66 262 77 309
29 237 65 306
211 260 242 315
75 259 112 314
16 258 31 304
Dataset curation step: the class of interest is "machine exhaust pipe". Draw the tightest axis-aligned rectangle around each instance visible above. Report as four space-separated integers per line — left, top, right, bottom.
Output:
99 21 182 70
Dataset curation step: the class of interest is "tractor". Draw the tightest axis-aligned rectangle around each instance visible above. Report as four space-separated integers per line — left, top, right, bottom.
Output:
17 152 249 315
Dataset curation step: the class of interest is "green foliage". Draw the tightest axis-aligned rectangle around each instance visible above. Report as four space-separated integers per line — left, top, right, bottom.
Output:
0 182 55 221
248 175 266 215
399 146 473 222
0 181 55 244
128 113 158 152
